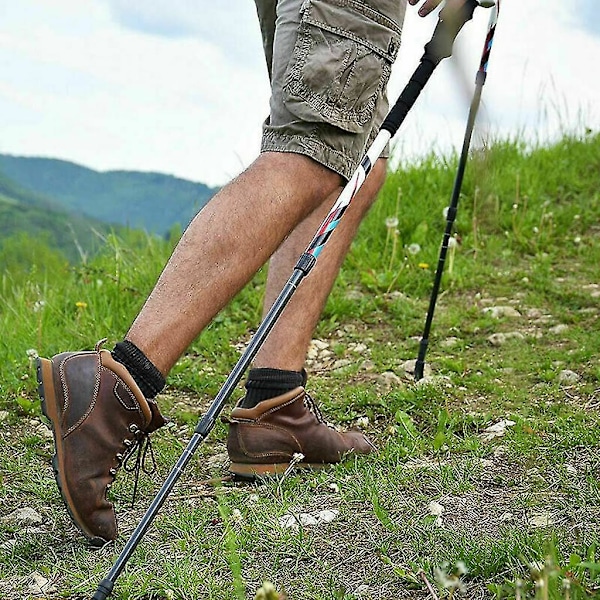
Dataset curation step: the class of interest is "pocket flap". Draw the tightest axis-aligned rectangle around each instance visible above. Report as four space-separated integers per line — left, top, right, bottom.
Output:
302 0 402 62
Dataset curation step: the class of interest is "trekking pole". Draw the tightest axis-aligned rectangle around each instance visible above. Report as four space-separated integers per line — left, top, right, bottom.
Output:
414 0 500 381
91 3 486 598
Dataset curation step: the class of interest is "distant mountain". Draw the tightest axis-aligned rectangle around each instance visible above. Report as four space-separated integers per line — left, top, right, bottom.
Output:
0 154 218 235
0 171 126 262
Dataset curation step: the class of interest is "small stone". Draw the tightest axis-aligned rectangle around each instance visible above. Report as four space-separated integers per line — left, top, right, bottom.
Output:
332 359 352 370
483 306 521 319
1 507 43 526
377 371 402 387
479 420 516 442
361 359 376 371
487 332 525 347
401 359 432 378
0 410 9 422
440 337 459 348
349 342 368 354
558 370 580 384
28 571 57 595
529 511 557 528
549 324 569 335
206 452 229 469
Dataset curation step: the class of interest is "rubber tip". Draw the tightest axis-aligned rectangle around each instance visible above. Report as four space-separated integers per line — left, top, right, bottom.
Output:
91 578 114 600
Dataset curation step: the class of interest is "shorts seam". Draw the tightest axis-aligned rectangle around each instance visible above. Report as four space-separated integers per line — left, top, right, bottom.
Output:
262 130 354 180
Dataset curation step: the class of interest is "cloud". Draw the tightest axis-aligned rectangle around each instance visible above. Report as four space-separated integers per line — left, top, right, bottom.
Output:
103 0 263 65
572 0 600 36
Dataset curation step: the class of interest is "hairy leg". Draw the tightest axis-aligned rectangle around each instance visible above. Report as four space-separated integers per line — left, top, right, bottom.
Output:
252 158 387 371
126 152 342 375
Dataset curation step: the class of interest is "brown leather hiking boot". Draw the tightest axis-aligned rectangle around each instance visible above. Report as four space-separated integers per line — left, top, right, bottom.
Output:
36 342 167 546
224 387 375 478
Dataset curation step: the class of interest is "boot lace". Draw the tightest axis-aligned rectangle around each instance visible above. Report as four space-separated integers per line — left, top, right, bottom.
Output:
303 392 326 424
109 423 157 506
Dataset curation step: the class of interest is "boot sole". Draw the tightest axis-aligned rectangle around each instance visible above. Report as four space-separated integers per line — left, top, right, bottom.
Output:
228 461 328 480
37 357 109 547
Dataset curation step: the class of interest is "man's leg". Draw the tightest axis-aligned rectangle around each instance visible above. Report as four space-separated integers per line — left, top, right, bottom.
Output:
254 158 387 371
125 152 342 375
225 159 386 478
37 151 342 545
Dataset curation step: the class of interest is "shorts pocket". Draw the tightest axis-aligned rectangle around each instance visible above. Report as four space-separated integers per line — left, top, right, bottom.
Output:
283 0 402 133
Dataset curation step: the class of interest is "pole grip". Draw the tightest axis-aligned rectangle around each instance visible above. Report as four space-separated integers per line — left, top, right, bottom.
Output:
381 0 478 137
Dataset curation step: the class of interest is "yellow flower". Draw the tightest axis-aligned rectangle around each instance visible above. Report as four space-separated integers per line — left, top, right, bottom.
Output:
75 301 88 309
418 262 430 269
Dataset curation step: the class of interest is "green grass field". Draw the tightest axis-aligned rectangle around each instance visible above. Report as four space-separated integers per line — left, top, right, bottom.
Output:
1 132 599 599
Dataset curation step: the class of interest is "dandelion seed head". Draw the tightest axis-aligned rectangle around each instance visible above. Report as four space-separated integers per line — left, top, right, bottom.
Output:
231 508 243 523
407 243 421 255
26 349 39 359
33 300 46 313
385 216 399 229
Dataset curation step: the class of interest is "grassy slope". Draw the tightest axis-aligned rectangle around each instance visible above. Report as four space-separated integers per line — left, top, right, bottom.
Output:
0 133 599 599
0 154 218 235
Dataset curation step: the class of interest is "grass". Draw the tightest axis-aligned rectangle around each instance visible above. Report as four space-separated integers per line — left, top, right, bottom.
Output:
1 131 600 599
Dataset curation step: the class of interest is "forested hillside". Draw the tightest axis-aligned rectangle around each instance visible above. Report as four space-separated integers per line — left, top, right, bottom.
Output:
0 154 218 235
0 172 123 263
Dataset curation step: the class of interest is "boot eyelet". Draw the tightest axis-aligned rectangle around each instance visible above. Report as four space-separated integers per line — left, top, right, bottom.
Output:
129 424 140 433
116 453 123 462
123 439 133 447
109 468 117 476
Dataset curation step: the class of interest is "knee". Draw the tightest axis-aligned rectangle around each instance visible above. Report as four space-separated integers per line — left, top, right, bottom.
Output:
255 151 343 201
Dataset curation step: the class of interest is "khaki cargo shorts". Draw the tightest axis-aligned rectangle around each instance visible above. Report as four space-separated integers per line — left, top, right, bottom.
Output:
254 0 407 181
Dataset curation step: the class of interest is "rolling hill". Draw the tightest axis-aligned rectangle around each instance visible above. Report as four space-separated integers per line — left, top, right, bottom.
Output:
0 171 124 263
0 154 218 235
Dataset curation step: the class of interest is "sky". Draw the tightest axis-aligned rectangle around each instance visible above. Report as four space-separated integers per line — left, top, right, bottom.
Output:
0 1 598 187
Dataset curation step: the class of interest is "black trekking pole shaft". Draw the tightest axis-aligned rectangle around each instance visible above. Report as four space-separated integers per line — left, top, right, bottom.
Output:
414 1 500 381
92 4 480 598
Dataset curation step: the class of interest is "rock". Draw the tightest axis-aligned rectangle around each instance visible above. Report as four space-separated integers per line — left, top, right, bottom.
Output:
377 371 402 387
28 571 57 595
401 359 432 378
483 306 521 319
558 370 580 384
278 509 339 531
529 511 557 528
440 337 459 348
487 331 525 346
1 507 43 526
479 420 516 442
549 324 569 335
0 410 9 422
206 452 229 469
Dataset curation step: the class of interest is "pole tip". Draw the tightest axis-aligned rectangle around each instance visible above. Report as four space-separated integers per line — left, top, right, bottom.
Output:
91 578 114 600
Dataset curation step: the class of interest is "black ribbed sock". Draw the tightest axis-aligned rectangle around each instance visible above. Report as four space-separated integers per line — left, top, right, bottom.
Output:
240 367 306 408
111 340 165 399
